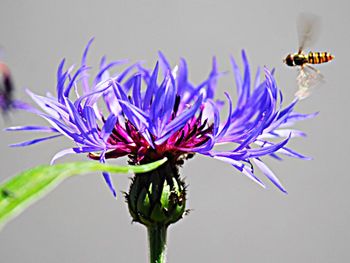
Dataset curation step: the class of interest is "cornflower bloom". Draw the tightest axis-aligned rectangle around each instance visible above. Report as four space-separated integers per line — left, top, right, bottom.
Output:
7 39 314 197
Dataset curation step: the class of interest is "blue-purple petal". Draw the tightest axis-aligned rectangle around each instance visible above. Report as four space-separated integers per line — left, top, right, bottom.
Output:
10 134 62 147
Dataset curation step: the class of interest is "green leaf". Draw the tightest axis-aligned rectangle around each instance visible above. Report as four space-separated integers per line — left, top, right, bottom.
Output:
0 158 167 230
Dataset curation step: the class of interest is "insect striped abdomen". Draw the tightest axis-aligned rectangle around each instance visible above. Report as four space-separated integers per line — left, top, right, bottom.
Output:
308 52 334 64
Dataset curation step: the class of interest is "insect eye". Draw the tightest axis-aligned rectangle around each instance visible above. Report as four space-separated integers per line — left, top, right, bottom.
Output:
285 55 294 66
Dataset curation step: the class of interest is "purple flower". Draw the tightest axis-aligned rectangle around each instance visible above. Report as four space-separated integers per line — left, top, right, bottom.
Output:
7 39 315 196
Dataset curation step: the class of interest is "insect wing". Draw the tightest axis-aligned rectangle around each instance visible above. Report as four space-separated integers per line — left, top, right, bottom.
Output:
297 13 321 52
295 65 324 99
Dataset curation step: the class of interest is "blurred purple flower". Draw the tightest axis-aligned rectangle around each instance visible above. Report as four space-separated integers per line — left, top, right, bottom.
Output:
7 39 315 196
0 62 15 114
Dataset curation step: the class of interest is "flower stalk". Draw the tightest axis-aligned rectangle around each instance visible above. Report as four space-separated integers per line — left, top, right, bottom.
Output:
147 224 167 263
126 159 187 263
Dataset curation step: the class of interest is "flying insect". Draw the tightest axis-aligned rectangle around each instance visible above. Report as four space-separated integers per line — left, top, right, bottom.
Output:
283 13 334 99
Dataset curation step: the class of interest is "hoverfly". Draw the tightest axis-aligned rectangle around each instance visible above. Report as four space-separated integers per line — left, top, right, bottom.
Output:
283 13 334 99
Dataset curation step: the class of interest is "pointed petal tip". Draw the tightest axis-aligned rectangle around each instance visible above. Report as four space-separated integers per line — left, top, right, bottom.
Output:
212 56 217 66
82 38 95 64
229 54 237 65
110 188 117 199
311 111 320 117
263 66 273 76
277 185 288 194
153 60 160 72
59 58 66 67
241 49 247 59
87 37 95 45
102 172 117 198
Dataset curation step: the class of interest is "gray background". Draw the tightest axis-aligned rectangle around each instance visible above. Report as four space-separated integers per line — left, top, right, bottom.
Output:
0 0 348 262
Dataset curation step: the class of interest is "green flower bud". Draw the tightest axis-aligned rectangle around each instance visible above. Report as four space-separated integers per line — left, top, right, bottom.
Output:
126 160 186 227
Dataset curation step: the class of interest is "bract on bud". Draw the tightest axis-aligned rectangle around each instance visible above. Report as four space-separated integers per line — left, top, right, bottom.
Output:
126 161 186 227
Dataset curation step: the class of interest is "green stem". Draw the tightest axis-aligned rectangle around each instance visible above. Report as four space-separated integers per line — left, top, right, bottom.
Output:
147 225 167 263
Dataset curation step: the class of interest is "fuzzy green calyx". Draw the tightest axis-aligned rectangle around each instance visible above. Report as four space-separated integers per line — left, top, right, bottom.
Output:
126 160 186 227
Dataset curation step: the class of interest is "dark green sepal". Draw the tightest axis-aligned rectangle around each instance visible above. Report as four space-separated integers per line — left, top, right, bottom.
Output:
126 160 187 227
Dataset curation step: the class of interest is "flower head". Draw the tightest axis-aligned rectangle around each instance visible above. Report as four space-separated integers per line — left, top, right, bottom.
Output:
8 39 315 196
